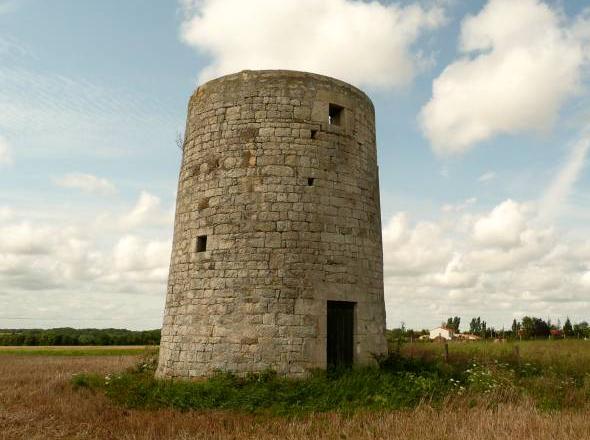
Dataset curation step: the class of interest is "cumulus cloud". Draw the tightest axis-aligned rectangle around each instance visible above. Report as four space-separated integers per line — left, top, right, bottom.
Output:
383 198 590 329
0 222 170 288
473 199 528 248
112 235 171 274
421 0 587 154
53 172 117 196
431 254 479 289
180 0 445 88
383 213 453 276
0 135 12 165
120 191 173 229
0 222 58 255
0 203 173 329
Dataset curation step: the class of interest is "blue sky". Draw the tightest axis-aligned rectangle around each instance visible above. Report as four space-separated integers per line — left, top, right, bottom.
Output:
1 0 590 331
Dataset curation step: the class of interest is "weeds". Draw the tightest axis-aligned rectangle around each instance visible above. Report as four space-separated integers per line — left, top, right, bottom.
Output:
73 351 455 415
6 347 590 439
72 341 590 414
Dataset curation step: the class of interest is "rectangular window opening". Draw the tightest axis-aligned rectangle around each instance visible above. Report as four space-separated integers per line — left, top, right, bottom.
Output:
307 177 315 186
328 103 344 126
196 235 207 252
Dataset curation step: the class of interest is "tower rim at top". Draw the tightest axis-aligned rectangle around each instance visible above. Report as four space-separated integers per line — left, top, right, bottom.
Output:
192 69 374 111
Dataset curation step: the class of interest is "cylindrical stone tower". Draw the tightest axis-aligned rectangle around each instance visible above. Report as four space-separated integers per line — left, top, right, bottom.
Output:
157 70 386 379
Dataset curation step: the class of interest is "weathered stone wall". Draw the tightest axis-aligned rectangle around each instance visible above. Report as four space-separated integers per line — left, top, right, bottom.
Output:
157 70 386 378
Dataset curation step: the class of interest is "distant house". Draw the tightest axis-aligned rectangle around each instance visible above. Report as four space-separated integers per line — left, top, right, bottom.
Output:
455 333 481 341
429 327 455 341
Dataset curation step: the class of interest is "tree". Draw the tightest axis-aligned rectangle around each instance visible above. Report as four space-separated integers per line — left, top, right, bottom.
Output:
563 317 573 337
521 316 550 339
469 317 479 334
0 328 161 346
511 319 520 336
452 316 461 333
446 316 461 333
573 321 589 339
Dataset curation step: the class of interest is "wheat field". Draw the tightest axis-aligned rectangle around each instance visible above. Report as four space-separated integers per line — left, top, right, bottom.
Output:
1 352 590 440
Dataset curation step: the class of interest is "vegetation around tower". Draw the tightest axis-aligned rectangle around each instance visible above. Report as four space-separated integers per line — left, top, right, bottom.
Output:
72 338 590 415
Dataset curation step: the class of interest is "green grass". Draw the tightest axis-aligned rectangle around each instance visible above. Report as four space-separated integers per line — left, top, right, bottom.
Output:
402 340 590 410
72 340 590 415
0 346 150 356
73 355 454 415
402 339 590 375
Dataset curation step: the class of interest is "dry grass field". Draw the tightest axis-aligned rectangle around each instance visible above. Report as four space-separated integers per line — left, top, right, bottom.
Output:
0 346 148 356
1 347 590 439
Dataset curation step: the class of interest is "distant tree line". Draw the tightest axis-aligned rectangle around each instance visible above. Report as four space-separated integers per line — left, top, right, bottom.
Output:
0 328 161 346
388 316 590 341
510 317 589 339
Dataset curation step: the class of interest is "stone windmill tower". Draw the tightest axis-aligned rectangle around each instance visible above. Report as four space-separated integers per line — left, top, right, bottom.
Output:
157 70 386 379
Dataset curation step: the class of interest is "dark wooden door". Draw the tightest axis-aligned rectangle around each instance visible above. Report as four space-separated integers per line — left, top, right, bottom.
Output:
327 301 355 369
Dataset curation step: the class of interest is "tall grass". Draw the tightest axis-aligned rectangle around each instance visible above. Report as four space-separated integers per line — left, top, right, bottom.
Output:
73 340 590 414
402 340 590 410
74 356 454 415
4 350 590 439
0 345 150 356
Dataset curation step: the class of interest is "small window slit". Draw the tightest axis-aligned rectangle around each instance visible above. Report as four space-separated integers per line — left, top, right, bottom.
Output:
196 235 207 252
328 104 344 126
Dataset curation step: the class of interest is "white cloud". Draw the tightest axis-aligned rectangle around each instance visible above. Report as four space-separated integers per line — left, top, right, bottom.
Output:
0 222 56 255
468 226 554 273
53 173 117 196
383 213 453 275
180 0 445 89
421 0 587 154
0 203 173 329
0 220 170 288
539 133 590 222
478 171 496 183
581 271 590 288
0 134 12 165
112 235 170 273
431 253 479 288
383 198 590 329
120 191 172 229
472 199 527 248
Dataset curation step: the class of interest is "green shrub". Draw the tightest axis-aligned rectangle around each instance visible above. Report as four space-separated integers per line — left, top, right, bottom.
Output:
73 343 590 414
73 353 457 415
